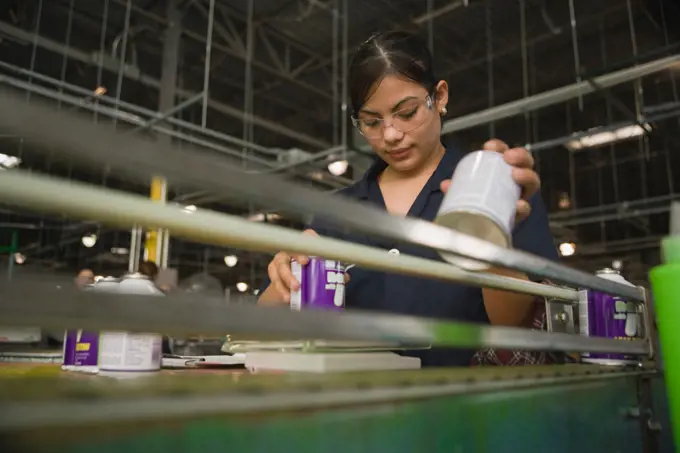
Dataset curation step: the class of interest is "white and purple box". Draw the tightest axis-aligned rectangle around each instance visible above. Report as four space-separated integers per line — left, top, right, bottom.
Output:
290 257 346 311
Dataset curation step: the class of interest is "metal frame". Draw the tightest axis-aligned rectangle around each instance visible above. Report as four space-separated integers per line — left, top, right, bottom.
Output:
0 284 649 356
0 90 646 301
441 54 680 135
0 89 660 362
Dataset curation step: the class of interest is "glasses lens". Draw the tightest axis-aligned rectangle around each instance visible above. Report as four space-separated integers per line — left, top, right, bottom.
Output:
356 99 431 139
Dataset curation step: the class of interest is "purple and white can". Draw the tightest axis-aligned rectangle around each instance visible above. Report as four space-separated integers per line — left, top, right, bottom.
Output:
434 150 521 271
98 273 163 373
579 268 642 366
62 330 99 373
61 331 75 371
290 257 346 311
61 281 109 373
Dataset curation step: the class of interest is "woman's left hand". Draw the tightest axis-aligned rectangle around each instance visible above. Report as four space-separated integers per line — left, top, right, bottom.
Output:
439 139 540 222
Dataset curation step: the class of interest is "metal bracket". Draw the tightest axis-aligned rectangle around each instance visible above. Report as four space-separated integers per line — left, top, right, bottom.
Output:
638 286 656 361
545 298 576 334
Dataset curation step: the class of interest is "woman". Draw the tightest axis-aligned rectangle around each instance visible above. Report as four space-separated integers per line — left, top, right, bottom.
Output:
259 31 559 367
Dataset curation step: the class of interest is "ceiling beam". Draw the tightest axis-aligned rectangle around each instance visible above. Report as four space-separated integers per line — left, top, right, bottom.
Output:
0 20 331 149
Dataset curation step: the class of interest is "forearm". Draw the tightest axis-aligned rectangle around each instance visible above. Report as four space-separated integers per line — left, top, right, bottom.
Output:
481 267 536 327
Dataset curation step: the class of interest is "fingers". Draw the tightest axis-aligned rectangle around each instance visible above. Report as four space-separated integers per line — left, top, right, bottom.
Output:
277 253 299 291
484 139 534 169
440 179 451 193
268 254 292 301
485 141 539 201
503 147 534 169
512 167 540 199
266 229 319 302
483 139 510 153
516 199 532 222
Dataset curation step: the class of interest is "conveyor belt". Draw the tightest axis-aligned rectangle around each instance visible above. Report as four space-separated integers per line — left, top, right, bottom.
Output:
0 363 655 430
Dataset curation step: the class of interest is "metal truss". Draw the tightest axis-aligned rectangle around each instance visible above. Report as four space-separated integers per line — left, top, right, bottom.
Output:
190 1 332 101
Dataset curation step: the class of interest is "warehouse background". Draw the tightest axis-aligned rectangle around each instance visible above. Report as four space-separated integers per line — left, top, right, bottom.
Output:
1 0 679 292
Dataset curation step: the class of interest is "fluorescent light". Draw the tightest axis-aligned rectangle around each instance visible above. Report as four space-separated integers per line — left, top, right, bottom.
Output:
110 247 129 255
236 282 249 292
559 242 576 257
327 159 349 176
565 124 649 151
224 255 238 267
81 234 97 248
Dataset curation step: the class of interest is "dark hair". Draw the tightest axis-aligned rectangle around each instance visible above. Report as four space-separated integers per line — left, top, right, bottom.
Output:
138 260 159 279
349 31 437 115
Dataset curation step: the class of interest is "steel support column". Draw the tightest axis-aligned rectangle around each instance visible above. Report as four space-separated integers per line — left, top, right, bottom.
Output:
145 0 182 270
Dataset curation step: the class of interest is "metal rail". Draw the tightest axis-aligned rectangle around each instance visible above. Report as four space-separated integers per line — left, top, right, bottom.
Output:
0 170 577 301
0 283 649 355
0 90 643 301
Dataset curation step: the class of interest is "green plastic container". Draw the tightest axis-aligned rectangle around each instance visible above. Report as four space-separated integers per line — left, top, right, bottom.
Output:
649 235 680 448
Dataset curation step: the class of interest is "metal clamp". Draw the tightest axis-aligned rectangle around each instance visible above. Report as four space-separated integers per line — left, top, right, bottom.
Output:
545 298 576 335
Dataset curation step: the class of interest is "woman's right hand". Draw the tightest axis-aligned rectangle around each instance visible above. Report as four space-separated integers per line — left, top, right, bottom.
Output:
257 229 319 305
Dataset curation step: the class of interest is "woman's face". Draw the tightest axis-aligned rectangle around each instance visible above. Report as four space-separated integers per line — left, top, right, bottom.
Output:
356 75 448 173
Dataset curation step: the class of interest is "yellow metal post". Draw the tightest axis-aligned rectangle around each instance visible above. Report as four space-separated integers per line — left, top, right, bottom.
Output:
144 177 167 265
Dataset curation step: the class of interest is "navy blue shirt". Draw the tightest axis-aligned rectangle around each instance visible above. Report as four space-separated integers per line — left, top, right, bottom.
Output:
266 146 559 367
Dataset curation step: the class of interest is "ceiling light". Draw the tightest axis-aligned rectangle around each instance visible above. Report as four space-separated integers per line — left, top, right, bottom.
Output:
236 282 249 293
248 212 281 222
0 153 21 170
94 86 107 96
558 192 571 210
13 253 25 264
558 242 576 257
612 260 622 270
327 159 349 176
565 123 649 151
81 234 97 248
110 247 129 255
183 205 197 213
224 255 238 267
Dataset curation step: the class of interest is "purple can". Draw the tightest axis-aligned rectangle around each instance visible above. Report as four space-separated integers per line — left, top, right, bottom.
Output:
61 330 75 370
579 268 642 365
290 257 346 311
62 329 99 372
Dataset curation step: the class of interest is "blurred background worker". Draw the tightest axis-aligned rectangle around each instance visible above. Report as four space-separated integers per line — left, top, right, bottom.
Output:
138 261 159 281
74 268 94 289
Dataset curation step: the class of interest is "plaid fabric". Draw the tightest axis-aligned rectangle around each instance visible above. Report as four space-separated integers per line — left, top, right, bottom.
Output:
470 282 577 366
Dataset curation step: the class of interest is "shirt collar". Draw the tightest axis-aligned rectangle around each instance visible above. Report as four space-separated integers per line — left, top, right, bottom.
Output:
354 146 462 200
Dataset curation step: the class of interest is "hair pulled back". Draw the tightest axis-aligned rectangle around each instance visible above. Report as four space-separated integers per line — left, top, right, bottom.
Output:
349 31 437 115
